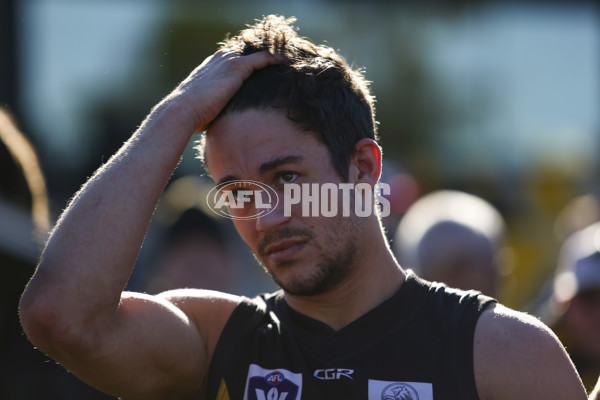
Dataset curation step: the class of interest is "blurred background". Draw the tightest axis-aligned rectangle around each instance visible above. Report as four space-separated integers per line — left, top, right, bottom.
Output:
1 0 599 397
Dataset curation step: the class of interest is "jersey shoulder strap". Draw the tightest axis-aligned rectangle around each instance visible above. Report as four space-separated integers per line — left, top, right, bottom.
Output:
446 285 496 398
205 292 275 399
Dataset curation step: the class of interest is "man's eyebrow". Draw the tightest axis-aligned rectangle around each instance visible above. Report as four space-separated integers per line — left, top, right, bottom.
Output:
216 175 238 186
259 155 304 174
216 155 304 186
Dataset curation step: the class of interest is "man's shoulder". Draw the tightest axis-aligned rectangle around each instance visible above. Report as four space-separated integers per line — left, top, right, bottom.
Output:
157 289 244 349
474 303 587 398
475 302 548 338
474 302 553 360
159 288 285 326
156 288 283 326
474 302 572 367
157 288 243 310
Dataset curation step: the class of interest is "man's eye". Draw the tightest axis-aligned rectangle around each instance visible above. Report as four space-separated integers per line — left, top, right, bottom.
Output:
278 172 298 184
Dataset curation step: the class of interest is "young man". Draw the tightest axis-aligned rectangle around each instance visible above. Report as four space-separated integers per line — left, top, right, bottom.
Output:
19 15 594 400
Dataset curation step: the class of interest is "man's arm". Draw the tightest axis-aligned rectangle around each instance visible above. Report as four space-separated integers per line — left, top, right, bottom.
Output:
590 376 600 400
474 303 588 399
18 50 281 399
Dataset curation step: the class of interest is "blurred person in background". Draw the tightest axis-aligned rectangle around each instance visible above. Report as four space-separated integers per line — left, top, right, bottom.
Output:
554 194 600 243
378 160 420 244
144 206 235 294
394 190 508 299
0 108 116 399
545 221 600 392
141 175 237 294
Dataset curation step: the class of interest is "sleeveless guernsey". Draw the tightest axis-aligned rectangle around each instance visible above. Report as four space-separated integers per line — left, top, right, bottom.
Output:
206 272 496 400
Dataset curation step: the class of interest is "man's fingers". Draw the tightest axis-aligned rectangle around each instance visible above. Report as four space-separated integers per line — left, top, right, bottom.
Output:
228 50 286 79
176 50 287 133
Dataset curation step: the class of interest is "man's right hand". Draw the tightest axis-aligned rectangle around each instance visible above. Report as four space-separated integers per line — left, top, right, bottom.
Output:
159 49 284 134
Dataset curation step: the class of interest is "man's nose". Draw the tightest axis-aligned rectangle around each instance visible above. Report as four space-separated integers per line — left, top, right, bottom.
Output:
255 201 291 232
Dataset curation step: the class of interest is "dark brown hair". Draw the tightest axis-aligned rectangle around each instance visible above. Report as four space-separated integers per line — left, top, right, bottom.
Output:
203 15 378 180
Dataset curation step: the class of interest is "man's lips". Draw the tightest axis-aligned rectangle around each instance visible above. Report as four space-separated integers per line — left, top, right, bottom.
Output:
264 239 306 262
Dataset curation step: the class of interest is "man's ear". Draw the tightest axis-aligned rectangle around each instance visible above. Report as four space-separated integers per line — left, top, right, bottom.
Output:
349 139 382 185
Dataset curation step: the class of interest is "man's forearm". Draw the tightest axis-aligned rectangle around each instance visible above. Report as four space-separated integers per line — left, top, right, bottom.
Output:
590 376 600 400
20 100 195 347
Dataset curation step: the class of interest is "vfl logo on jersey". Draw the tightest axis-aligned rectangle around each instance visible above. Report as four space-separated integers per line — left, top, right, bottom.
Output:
243 364 302 400
368 379 434 400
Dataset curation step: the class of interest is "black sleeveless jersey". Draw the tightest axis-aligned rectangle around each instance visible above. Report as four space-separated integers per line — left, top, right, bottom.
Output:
206 272 496 400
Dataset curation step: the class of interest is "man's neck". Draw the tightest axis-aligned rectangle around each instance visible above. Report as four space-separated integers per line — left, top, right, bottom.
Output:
283 239 405 331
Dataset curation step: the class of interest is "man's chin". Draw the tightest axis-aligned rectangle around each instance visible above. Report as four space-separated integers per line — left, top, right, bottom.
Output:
258 253 303 271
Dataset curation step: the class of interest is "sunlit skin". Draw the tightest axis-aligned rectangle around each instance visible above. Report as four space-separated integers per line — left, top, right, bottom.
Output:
205 109 404 324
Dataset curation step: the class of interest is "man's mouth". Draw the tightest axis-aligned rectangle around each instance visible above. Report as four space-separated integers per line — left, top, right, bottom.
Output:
264 239 307 263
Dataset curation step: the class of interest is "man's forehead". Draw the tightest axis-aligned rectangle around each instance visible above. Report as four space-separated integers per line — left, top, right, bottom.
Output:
202 109 320 178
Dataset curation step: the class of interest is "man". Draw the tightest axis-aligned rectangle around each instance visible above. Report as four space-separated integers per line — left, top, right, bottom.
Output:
547 221 600 391
19 15 594 399
394 190 507 298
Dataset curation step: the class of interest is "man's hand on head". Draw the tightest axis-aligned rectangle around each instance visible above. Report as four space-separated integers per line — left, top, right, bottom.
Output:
162 50 284 134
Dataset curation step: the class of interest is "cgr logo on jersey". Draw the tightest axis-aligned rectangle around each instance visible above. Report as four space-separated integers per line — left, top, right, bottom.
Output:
313 368 354 380
243 364 302 400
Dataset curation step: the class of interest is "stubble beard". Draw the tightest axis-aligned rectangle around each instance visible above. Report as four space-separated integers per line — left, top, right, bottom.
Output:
255 219 361 297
